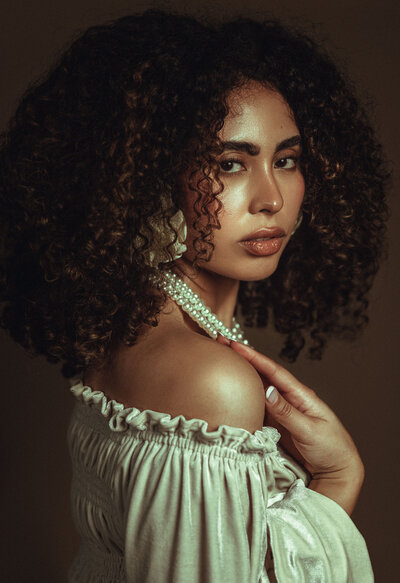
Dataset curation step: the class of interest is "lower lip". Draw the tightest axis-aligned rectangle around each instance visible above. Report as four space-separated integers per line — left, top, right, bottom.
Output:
239 237 283 256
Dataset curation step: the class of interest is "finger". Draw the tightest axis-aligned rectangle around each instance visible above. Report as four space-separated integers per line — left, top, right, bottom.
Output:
265 385 314 445
231 340 288 381
216 333 231 346
231 341 322 415
270 421 308 467
216 335 272 390
230 340 300 393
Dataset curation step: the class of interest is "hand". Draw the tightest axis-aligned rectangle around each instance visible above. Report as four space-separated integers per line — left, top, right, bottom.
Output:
216 335 364 481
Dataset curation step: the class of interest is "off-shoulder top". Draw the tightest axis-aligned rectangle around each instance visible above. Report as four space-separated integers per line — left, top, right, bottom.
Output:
67 378 374 582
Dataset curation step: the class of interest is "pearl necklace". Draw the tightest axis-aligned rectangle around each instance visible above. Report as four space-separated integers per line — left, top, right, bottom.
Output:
153 270 249 344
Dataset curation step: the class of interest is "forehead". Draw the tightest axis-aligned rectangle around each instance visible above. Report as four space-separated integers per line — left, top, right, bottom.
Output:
220 82 298 141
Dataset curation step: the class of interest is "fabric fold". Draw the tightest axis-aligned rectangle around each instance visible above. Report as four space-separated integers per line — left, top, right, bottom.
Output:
265 479 374 582
67 380 374 583
69 378 282 454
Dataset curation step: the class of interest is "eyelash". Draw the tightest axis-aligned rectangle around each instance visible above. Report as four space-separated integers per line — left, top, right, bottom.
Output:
219 156 300 174
275 156 299 170
219 158 245 173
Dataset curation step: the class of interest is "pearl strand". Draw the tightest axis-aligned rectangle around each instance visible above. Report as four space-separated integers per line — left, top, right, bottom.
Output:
152 270 249 344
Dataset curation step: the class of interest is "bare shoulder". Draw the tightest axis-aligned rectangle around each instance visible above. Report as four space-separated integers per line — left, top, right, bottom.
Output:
85 327 266 433
155 332 266 433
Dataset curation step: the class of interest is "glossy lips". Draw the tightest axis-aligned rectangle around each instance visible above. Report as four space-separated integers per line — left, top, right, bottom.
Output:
239 227 285 256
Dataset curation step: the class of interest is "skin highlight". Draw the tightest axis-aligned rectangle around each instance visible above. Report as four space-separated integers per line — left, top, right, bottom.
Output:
0 11 389 519
0 11 389 377
175 84 305 329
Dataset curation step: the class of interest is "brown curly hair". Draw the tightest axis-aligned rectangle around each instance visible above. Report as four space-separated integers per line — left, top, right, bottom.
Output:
0 10 390 378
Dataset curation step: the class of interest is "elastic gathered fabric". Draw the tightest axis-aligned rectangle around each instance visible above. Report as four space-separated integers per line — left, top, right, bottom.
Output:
67 379 374 583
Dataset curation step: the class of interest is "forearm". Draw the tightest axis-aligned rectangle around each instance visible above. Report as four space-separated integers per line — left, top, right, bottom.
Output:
308 465 365 516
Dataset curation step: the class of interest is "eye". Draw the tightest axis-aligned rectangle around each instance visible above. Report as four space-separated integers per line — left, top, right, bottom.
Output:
219 158 245 173
274 156 299 170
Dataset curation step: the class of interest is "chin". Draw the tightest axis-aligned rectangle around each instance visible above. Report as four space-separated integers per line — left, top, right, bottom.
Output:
239 264 281 282
209 255 282 282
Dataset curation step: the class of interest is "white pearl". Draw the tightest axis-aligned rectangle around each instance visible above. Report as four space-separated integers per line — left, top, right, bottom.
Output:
158 270 248 345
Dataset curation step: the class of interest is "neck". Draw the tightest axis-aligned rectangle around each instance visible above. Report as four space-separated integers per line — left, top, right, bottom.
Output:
172 258 240 328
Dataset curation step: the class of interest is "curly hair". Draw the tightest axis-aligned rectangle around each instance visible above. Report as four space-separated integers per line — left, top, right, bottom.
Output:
0 9 390 378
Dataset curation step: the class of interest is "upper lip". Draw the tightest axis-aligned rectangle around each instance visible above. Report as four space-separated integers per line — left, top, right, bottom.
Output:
240 227 286 241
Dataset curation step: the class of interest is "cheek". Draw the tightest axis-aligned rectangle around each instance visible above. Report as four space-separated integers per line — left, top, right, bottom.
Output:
214 181 247 218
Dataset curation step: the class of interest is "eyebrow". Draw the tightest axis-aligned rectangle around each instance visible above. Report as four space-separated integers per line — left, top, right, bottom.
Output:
220 135 302 156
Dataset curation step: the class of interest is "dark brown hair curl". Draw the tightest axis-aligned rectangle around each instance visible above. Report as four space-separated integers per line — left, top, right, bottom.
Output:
0 10 390 377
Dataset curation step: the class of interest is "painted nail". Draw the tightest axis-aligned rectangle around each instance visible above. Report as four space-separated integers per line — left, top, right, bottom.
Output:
266 386 278 404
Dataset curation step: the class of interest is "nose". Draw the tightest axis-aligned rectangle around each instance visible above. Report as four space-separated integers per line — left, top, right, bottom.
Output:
249 171 283 214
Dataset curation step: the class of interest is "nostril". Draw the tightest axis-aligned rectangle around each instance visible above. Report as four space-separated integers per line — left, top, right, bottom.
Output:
263 199 283 213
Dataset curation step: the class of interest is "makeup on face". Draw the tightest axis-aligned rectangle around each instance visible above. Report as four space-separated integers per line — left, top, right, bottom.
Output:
238 226 286 257
180 82 305 282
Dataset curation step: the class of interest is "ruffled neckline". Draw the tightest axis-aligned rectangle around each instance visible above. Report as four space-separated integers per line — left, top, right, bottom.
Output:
69 378 281 454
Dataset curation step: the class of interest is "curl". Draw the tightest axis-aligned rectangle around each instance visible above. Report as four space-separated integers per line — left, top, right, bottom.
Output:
0 10 390 376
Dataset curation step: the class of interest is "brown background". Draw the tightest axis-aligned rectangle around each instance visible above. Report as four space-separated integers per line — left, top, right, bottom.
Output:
1 1 399 581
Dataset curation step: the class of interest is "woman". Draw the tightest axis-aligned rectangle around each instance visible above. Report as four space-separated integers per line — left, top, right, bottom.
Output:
0 9 389 582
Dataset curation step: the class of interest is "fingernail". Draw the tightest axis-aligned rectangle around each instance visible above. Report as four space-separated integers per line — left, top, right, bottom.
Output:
231 340 251 349
217 334 231 345
266 386 278 404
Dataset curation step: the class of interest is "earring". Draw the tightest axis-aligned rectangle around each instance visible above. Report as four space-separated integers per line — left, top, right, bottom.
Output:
134 208 188 267
291 211 303 235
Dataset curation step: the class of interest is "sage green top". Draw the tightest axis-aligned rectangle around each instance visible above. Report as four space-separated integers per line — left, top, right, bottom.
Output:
67 379 374 582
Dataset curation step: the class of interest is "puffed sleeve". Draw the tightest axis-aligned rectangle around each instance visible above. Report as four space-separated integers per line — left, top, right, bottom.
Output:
121 421 374 583
123 425 280 582
68 382 374 583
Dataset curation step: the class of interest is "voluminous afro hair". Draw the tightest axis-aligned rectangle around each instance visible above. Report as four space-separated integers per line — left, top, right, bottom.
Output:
0 10 390 378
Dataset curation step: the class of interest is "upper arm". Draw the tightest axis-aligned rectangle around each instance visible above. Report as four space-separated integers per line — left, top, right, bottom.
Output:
123 353 268 581
159 340 266 433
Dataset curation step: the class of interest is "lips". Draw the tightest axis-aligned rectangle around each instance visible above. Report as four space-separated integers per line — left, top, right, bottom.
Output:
240 227 286 241
239 226 286 257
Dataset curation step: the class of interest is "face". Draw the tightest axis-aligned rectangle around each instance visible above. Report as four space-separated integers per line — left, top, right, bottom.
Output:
180 82 305 282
